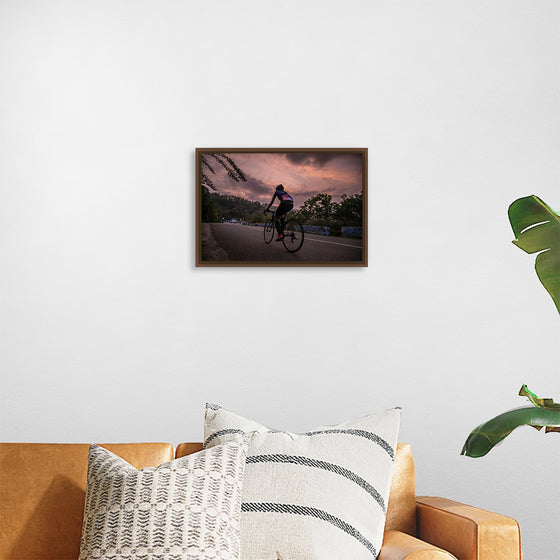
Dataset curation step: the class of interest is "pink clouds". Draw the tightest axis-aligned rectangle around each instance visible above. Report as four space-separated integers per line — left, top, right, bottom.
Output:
203 151 364 208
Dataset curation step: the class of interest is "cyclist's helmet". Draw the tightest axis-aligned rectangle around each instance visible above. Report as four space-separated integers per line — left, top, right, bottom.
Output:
276 184 284 191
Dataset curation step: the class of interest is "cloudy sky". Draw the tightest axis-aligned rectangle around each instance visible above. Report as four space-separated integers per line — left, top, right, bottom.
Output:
202 152 364 208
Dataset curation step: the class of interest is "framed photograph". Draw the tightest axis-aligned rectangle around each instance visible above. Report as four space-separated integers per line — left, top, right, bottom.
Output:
196 148 367 267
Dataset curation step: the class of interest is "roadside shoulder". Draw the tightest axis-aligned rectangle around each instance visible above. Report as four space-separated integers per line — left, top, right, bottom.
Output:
201 223 229 262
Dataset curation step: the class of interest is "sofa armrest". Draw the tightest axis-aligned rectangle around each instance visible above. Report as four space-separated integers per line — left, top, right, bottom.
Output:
379 530 457 560
416 497 522 560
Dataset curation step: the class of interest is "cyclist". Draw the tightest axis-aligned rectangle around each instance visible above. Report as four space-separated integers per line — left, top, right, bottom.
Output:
265 184 294 241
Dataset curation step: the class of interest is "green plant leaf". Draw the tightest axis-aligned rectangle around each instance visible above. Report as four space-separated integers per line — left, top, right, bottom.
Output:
508 195 560 314
461 406 560 458
519 384 560 410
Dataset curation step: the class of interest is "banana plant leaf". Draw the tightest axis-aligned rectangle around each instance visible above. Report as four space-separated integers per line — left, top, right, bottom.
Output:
508 195 560 314
519 384 560 410
462 386 560 458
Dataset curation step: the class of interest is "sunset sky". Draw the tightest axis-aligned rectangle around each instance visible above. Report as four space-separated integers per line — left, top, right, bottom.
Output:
203 152 364 208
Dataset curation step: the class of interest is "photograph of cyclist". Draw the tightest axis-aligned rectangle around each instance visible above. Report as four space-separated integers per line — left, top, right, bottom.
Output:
265 184 294 241
196 149 366 266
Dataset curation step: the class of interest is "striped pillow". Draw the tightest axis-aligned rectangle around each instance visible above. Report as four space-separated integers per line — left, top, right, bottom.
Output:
204 405 401 560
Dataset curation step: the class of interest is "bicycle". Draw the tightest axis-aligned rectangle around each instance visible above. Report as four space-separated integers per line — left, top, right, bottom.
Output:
263 209 304 253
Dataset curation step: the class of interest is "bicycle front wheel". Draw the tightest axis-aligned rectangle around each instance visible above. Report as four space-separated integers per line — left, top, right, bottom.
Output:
263 219 275 244
282 219 304 253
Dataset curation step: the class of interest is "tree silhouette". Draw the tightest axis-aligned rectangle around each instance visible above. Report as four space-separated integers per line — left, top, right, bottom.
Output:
200 153 247 191
200 153 248 222
296 193 334 222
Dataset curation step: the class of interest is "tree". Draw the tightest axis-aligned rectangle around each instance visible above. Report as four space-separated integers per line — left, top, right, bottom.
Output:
200 153 246 191
296 193 334 223
208 192 267 223
201 186 218 223
333 193 363 226
200 153 247 222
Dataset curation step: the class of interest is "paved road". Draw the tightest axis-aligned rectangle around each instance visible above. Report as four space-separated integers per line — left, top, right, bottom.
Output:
201 223 363 264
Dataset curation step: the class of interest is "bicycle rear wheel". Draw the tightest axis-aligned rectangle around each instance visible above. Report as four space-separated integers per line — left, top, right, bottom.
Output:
282 219 304 253
263 219 275 244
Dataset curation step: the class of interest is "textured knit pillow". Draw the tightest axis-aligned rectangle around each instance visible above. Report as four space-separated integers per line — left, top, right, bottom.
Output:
204 405 401 560
79 442 247 560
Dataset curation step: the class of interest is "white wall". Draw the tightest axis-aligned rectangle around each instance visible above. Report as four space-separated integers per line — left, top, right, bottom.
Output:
1 1 559 558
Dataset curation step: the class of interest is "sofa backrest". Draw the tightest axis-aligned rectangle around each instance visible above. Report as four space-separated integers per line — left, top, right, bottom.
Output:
175 441 417 537
0 443 173 560
385 443 416 535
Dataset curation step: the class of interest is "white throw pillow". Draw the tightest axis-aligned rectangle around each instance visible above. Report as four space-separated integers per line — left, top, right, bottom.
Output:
79 441 247 560
204 404 401 560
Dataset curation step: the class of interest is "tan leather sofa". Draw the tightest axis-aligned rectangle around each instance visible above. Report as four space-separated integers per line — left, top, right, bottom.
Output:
0 442 521 560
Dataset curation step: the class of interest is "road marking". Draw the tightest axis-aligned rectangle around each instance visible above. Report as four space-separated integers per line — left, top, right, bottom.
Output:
304 237 362 249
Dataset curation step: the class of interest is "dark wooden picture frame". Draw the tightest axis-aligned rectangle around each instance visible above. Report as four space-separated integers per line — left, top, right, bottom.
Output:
196 148 367 267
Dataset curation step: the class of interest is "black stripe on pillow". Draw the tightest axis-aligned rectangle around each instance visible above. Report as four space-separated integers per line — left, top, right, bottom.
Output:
247 454 386 512
304 429 395 459
204 428 394 458
241 502 377 557
203 429 246 448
